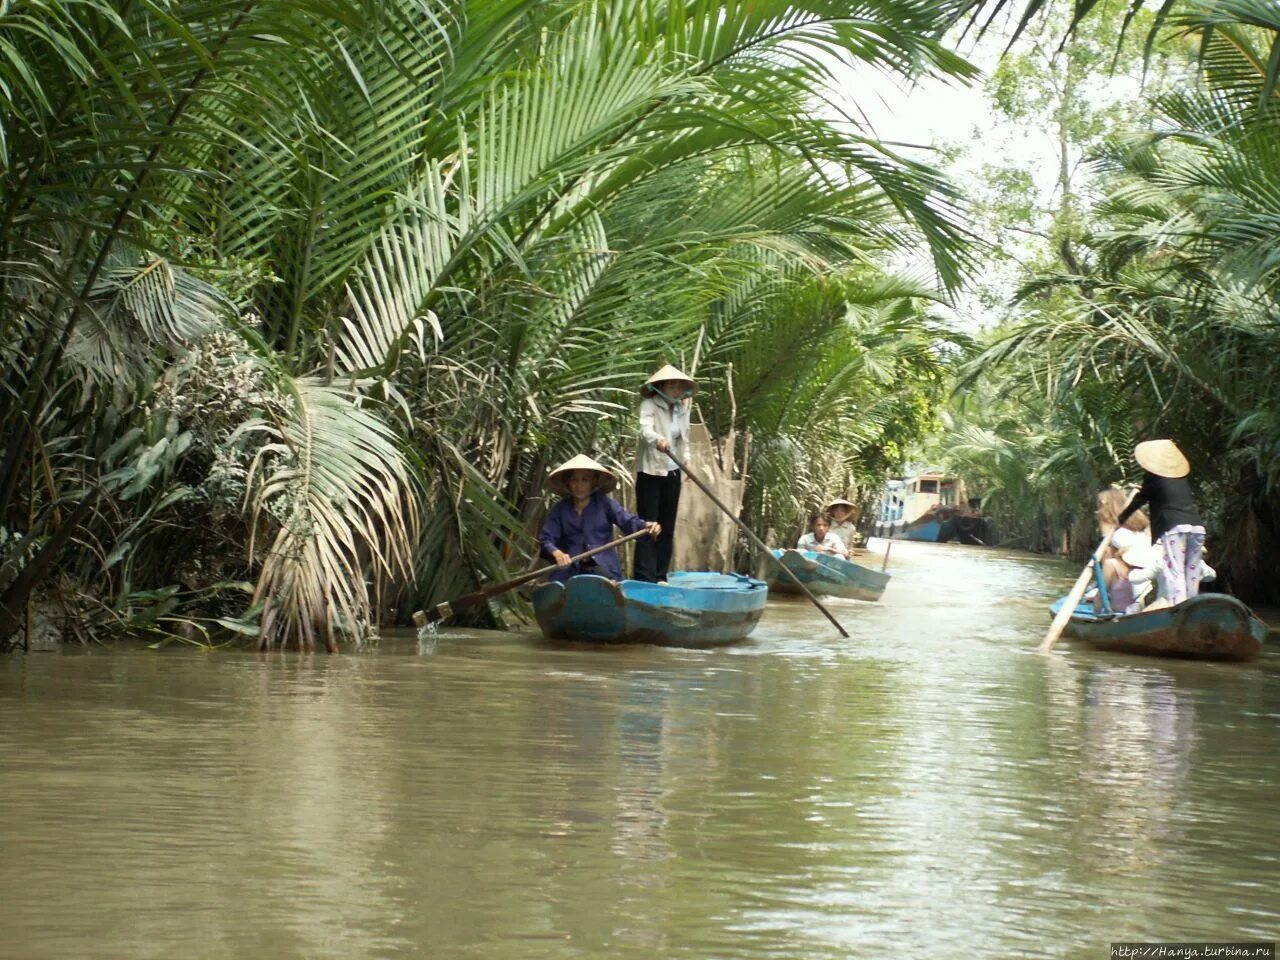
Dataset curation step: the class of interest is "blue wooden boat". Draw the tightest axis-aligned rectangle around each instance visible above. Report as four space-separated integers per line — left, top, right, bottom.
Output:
1048 592 1266 662
532 572 768 646
897 516 943 542
876 507 990 544
768 549 890 602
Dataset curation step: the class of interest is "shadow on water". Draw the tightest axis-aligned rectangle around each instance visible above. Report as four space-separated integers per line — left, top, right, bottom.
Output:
2 538 1278 959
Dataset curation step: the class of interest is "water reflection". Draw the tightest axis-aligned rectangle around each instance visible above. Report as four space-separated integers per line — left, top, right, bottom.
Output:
1 540 1277 960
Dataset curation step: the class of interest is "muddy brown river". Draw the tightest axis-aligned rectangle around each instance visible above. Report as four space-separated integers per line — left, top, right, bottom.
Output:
2 539 1277 958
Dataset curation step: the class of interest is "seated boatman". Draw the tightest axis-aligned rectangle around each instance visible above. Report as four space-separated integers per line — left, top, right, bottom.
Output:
538 454 660 582
796 513 848 559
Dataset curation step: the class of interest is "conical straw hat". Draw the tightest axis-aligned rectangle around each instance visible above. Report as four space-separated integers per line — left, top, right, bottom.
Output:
547 454 617 495
824 497 856 513
1134 439 1190 479
641 364 698 397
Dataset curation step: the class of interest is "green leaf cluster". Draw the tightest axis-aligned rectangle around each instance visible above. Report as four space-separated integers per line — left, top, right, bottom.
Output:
0 0 985 647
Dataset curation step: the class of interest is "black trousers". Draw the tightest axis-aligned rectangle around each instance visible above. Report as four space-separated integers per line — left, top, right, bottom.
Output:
634 469 681 581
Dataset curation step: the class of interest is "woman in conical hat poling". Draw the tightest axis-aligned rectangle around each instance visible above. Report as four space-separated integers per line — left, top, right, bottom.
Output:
1116 439 1207 606
538 455 660 584
634 364 696 583
824 497 863 550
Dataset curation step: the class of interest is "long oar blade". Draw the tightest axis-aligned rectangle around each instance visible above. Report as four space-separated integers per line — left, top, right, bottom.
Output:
1040 536 1111 653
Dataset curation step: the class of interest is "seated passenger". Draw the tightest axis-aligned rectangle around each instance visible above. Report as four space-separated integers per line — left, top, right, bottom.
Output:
1094 487 1151 613
796 513 848 559
538 455 660 583
825 498 864 549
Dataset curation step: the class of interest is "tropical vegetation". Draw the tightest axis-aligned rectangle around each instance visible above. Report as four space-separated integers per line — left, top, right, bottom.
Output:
0 0 981 651
937 0 1280 602
5 0 1279 653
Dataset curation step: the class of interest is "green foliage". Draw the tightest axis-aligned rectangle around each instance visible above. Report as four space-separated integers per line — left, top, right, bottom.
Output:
0 0 981 649
941 2 1280 600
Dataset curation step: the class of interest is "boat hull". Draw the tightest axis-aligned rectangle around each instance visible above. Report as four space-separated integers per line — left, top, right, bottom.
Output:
768 549 890 602
875 512 990 544
1049 593 1266 662
899 519 943 542
532 572 768 647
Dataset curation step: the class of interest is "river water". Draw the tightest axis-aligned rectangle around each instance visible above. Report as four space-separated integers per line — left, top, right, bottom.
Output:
2 540 1278 959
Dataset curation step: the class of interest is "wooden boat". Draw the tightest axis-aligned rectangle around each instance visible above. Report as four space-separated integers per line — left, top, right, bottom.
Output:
532 572 768 646
768 548 890 602
1047 592 1267 662
873 472 991 544
877 504 990 544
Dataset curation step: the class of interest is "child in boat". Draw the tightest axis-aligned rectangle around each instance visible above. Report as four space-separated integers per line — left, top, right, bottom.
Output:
825 498 864 549
1093 487 1152 613
796 513 848 559
539 455 660 583
635 364 696 583
1116 439 1206 606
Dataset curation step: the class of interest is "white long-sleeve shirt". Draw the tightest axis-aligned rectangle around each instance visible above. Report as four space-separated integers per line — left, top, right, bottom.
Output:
637 395 690 476
797 531 848 558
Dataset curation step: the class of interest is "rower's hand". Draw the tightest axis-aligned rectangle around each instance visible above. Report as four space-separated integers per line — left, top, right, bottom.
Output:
655 439 670 453
552 550 572 568
645 522 662 538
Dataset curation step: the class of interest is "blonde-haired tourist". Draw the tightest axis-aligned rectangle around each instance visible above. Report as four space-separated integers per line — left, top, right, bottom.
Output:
1093 486 1151 612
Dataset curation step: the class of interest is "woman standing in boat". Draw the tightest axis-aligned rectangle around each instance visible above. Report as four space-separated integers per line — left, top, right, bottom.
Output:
635 364 696 583
539 455 660 583
1116 440 1206 606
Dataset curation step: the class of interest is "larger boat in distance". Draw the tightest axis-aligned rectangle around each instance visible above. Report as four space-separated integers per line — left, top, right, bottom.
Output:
872 471 990 544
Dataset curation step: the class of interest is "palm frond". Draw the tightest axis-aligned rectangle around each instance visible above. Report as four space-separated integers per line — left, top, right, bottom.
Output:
247 376 417 650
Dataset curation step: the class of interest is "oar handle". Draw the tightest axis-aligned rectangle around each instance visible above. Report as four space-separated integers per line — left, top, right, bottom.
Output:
412 528 652 627
1040 536 1111 653
666 449 849 639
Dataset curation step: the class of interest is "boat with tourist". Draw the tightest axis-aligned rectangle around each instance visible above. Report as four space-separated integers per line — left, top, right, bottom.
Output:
532 571 768 646
1047 592 1266 661
768 549 890 602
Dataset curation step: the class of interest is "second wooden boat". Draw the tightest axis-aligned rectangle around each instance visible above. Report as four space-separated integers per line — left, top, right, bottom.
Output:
768 548 890 602
532 572 768 646
1047 592 1266 662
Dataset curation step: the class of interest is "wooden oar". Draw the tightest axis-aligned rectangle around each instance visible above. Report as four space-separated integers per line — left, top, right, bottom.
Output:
665 450 849 638
411 529 652 628
1039 536 1111 653
880 539 892 573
